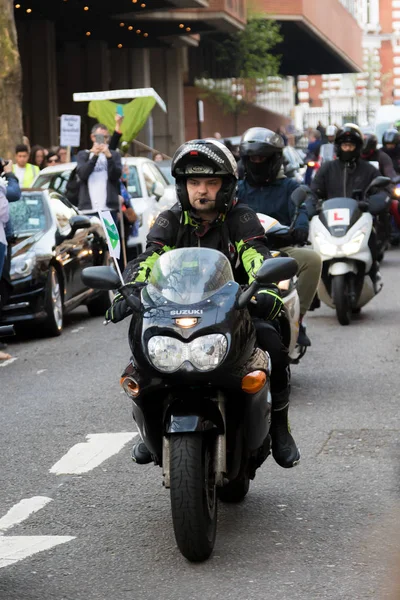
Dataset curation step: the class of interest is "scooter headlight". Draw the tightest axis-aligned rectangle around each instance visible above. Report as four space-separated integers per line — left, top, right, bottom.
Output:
314 233 337 257
147 334 227 373
341 232 365 255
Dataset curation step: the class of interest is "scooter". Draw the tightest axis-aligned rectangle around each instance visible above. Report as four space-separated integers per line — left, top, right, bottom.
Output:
309 176 390 325
82 252 297 563
256 187 309 363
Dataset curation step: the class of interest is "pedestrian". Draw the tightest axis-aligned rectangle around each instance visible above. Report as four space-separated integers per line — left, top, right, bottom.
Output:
304 130 322 185
12 144 39 188
46 151 61 166
57 146 69 164
29 145 46 170
153 152 164 162
76 123 122 218
0 173 10 361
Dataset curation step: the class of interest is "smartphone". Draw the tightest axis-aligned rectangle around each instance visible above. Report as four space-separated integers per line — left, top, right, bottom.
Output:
94 133 105 144
116 104 124 117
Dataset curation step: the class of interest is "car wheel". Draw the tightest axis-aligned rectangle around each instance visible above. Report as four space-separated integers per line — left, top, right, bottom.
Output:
43 266 63 336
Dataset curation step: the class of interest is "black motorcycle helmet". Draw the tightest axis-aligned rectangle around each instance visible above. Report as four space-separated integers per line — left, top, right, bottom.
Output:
362 133 378 158
382 128 400 147
239 127 285 184
335 123 364 163
171 139 238 215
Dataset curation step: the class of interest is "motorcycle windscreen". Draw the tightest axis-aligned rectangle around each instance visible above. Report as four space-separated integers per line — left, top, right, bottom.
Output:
147 247 234 305
319 198 362 237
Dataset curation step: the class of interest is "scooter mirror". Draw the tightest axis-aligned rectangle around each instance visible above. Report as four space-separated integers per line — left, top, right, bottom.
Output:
255 256 298 285
365 176 391 194
290 186 308 208
82 266 120 290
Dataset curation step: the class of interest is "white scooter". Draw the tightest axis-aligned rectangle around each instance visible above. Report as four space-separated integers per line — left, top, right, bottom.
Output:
309 176 390 325
256 186 309 363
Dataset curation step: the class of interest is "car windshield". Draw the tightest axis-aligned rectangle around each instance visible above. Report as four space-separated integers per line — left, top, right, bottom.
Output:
122 164 142 198
157 161 174 184
9 191 50 235
147 248 234 305
33 169 72 194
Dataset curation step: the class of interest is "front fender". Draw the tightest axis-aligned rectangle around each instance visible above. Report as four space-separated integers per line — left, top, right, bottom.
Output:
165 398 225 435
328 261 357 276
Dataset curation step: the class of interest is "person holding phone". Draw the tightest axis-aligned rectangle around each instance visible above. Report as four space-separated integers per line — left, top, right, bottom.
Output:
76 123 122 216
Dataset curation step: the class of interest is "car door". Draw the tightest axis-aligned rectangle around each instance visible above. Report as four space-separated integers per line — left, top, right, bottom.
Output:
49 192 92 298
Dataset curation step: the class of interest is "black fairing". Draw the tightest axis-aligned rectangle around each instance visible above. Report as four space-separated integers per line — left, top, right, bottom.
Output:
319 198 362 237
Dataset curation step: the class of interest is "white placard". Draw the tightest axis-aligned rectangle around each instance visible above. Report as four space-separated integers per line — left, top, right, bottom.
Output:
72 87 167 113
327 208 350 227
60 114 81 147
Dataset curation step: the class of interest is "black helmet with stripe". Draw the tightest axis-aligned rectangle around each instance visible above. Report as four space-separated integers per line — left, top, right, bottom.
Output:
171 139 238 214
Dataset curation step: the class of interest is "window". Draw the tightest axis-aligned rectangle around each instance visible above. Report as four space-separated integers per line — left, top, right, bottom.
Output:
123 164 142 198
141 163 157 196
33 169 73 195
148 163 168 187
9 192 49 235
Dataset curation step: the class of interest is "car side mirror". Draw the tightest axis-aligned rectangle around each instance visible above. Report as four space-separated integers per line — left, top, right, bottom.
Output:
69 215 91 233
152 181 165 199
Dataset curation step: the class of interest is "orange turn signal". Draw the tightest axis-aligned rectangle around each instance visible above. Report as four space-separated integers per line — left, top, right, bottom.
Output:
308 161 316 168
120 376 140 398
241 370 267 394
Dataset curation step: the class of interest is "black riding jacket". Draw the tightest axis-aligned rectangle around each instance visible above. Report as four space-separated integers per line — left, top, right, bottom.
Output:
124 203 271 285
311 158 380 200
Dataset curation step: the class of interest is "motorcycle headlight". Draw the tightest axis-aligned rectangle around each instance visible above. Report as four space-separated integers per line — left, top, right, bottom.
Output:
147 334 228 373
341 232 365 256
314 233 337 257
394 187 400 198
10 251 36 280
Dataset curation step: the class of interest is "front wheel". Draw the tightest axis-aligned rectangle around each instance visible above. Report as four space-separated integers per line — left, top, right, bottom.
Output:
332 274 351 326
170 434 217 562
43 266 63 336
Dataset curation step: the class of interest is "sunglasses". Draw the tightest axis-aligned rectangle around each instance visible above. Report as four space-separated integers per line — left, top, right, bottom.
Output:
47 158 60 164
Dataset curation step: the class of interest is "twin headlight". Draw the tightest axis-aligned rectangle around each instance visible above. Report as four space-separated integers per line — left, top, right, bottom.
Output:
315 231 365 257
147 334 228 373
10 251 36 280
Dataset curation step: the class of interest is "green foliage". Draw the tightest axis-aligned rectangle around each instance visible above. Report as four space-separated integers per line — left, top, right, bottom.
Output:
216 16 282 81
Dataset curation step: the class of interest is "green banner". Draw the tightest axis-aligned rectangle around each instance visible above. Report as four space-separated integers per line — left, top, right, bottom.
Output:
88 97 157 143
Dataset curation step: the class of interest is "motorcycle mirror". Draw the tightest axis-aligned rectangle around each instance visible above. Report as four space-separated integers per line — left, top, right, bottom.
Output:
290 186 308 208
82 266 120 290
255 257 298 286
358 200 369 212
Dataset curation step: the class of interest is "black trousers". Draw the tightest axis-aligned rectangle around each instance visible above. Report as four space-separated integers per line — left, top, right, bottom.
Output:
253 318 289 394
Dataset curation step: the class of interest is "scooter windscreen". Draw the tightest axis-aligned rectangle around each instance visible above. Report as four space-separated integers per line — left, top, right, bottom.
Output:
147 248 234 305
319 198 362 237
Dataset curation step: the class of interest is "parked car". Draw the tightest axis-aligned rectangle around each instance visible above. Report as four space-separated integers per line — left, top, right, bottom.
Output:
32 157 177 254
156 159 174 184
0 189 111 335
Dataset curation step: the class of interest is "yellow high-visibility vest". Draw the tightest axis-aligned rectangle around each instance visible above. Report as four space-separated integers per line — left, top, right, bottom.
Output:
12 163 39 188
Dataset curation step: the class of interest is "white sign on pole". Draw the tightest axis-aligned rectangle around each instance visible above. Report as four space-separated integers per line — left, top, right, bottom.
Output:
60 114 81 147
72 88 167 113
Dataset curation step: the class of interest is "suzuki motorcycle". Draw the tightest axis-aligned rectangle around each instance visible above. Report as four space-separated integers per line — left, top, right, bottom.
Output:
82 251 297 562
309 176 390 325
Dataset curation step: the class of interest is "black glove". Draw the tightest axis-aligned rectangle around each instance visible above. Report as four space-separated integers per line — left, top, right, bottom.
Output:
250 285 283 321
293 228 309 244
105 282 144 323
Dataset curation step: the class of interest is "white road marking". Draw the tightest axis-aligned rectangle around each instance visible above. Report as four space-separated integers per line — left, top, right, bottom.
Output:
49 432 138 475
0 497 52 535
0 357 18 368
36 369 47 375
71 327 85 333
0 536 75 569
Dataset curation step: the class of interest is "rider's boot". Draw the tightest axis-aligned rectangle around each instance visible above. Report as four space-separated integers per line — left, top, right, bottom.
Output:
270 388 300 468
297 316 311 347
369 261 383 294
131 440 152 464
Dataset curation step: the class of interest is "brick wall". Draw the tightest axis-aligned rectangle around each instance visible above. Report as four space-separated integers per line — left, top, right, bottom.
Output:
380 40 394 104
184 86 290 140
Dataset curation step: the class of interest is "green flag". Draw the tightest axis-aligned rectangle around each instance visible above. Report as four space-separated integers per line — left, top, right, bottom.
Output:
88 97 156 143
100 211 121 260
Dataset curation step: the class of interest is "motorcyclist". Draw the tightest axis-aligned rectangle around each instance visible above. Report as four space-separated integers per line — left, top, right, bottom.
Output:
381 128 400 174
106 139 300 470
237 127 322 348
361 133 399 180
311 123 384 292
319 125 337 164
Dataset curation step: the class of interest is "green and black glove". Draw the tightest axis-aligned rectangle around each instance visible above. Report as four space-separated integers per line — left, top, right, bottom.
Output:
250 285 283 321
105 282 145 323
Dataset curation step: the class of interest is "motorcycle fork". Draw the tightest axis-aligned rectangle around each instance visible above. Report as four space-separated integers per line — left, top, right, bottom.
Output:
162 391 227 489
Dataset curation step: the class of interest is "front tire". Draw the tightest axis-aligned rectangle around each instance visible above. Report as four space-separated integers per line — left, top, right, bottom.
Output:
170 434 217 562
332 275 351 326
43 266 63 336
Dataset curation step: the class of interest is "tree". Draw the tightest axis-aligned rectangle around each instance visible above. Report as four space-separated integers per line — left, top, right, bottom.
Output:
0 0 23 158
197 16 283 133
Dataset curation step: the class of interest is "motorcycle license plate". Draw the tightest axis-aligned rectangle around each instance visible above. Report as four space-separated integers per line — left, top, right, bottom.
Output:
327 208 350 227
